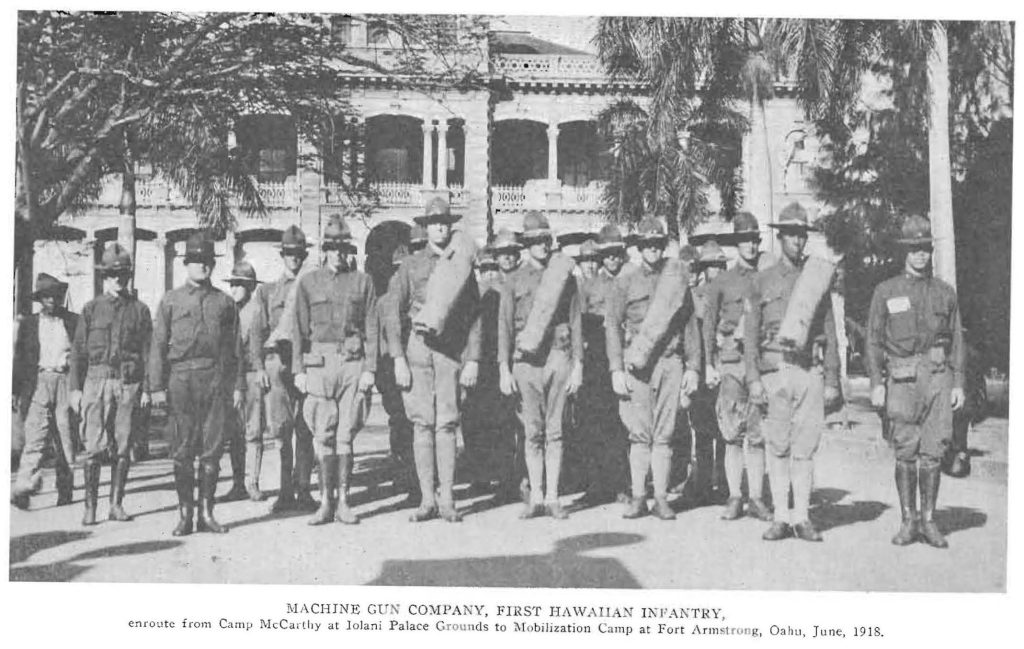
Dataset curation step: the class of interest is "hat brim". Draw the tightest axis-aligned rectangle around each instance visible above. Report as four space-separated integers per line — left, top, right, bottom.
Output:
520 229 553 242
634 234 669 246
413 213 461 226
768 222 818 232
183 254 220 264
96 264 133 273
488 244 523 254
228 276 261 284
32 288 66 300
687 233 718 247
557 232 594 247
717 231 761 247
277 243 313 252
897 237 934 245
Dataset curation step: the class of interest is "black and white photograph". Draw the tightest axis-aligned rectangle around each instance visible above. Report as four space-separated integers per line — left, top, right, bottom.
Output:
5 3 1015 608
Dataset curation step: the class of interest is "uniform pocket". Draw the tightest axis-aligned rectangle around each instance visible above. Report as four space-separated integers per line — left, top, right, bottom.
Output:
887 310 917 344
169 308 196 347
86 324 110 360
309 295 331 326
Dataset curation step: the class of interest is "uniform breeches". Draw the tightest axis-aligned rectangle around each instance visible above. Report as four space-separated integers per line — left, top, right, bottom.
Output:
402 334 461 438
619 356 684 448
886 364 953 463
302 348 367 458
168 366 228 464
80 367 140 460
228 371 266 449
716 362 762 447
762 364 824 460
377 355 413 457
16 371 75 491
514 351 571 451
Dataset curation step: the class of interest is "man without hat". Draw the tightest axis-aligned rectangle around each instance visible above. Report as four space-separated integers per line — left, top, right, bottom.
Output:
252 225 320 514
291 215 378 525
745 202 840 542
499 211 583 519
150 233 245 535
385 198 482 522
221 260 267 503
66 244 152 524
866 214 965 548
700 213 772 521
607 218 701 520
10 274 80 510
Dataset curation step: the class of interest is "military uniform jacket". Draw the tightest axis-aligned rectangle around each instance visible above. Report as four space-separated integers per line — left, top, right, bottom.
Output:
12 309 79 397
604 261 701 373
497 258 583 367
291 266 378 375
237 297 260 374
578 269 620 371
148 282 244 393
702 263 757 366
384 245 481 363
743 256 840 389
866 272 964 390
251 272 298 370
477 276 504 367
70 293 153 391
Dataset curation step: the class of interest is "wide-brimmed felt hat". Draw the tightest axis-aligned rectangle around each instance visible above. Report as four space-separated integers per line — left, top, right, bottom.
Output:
896 214 934 245
634 217 668 246
413 198 461 226
768 202 817 231
183 233 219 264
475 249 499 271
96 243 133 273
322 215 357 252
557 231 594 249
595 224 626 253
574 239 601 261
32 272 68 301
520 211 552 242
698 240 728 266
488 227 523 255
278 225 313 254
227 260 260 285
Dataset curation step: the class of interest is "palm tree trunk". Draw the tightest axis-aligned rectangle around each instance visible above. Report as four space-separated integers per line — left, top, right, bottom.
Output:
118 137 137 290
928 22 957 287
744 84 775 258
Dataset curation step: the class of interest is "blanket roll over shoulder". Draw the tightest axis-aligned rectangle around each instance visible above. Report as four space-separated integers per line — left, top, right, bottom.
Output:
515 252 577 356
624 257 686 372
412 230 479 338
775 255 838 350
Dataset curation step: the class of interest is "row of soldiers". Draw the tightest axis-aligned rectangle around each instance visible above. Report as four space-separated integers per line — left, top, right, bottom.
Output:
10 198 965 547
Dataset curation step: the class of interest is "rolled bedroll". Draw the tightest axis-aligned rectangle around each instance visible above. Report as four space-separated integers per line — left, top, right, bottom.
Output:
516 252 577 356
775 254 840 349
624 257 686 371
412 229 479 338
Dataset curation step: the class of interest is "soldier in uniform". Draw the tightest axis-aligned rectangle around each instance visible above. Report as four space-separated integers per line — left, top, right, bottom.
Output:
252 226 319 513
292 215 377 525
11 274 80 510
577 225 631 506
222 261 266 502
387 198 481 523
499 211 583 520
745 202 840 542
606 218 701 520
150 234 244 535
68 244 152 525
867 215 965 548
702 213 772 521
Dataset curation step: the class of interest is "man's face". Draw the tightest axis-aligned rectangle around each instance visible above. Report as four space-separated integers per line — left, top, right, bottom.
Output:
281 251 305 274
705 264 723 281
325 246 344 270
230 283 251 303
737 237 761 264
480 268 499 283
427 221 453 248
578 259 598 278
602 251 625 276
497 251 519 273
528 238 551 263
779 229 807 263
186 260 213 283
906 245 933 274
39 295 57 314
640 241 664 266
103 271 130 295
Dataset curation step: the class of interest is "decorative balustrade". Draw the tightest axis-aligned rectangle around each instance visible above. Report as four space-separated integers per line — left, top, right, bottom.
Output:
492 184 527 210
448 184 467 206
491 54 607 81
492 182 607 212
371 181 425 207
256 179 300 206
562 182 608 211
95 175 297 209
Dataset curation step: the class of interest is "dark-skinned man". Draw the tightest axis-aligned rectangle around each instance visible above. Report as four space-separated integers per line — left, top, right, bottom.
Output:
867 214 965 549
292 215 377 525
498 211 583 520
150 234 244 535
69 244 152 525
387 198 481 523
702 213 772 522
607 218 701 520
745 202 840 542
251 226 319 514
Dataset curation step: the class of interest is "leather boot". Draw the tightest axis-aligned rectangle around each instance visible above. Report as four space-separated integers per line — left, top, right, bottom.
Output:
196 462 228 533
891 461 918 546
947 451 970 478
221 439 249 502
919 463 948 548
721 497 744 521
747 498 773 522
622 496 649 519
55 463 74 507
171 461 194 537
409 430 438 522
437 431 461 522
81 460 100 526
335 455 359 525
652 495 676 520
308 456 338 526
293 435 320 511
108 457 133 522
245 443 265 501
270 442 296 513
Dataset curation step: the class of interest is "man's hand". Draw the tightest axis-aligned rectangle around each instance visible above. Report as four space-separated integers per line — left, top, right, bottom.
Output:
748 380 767 406
233 389 244 410
951 387 965 411
358 371 376 394
139 391 151 409
294 373 308 395
870 385 886 410
460 361 479 389
255 369 270 391
69 390 83 414
681 369 700 396
499 366 518 396
150 390 167 408
611 370 630 398
393 356 412 390
566 361 583 396
705 364 720 389
824 385 841 408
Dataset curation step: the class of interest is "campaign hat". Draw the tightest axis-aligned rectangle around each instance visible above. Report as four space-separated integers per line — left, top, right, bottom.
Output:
32 273 68 301
413 198 461 226
96 243 133 273
896 214 934 245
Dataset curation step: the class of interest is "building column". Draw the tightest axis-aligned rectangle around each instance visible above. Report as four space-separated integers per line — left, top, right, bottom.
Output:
547 123 559 182
437 121 448 190
155 235 168 295
422 121 434 187
297 136 321 249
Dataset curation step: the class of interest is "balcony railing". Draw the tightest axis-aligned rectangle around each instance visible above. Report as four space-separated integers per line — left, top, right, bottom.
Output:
95 175 299 209
492 181 607 212
491 54 607 81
